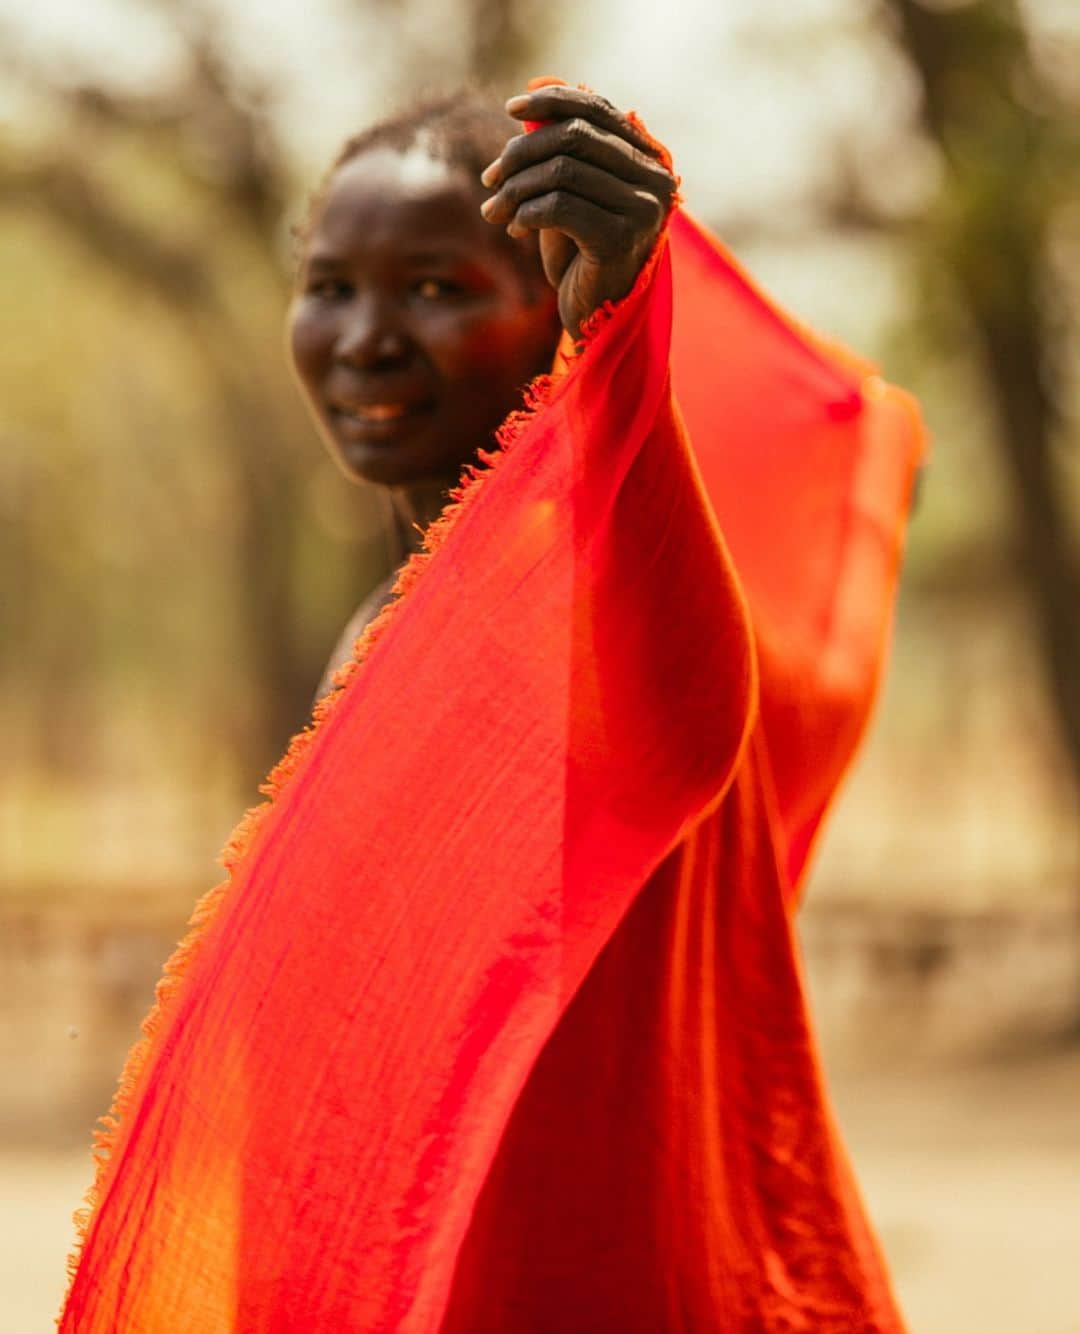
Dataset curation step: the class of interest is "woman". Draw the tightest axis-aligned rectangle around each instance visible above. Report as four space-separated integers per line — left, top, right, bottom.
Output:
60 82 922 1332
297 86 676 697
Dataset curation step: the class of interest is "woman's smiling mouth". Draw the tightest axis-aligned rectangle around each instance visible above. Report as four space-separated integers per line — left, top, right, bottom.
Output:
329 398 437 441
346 403 407 421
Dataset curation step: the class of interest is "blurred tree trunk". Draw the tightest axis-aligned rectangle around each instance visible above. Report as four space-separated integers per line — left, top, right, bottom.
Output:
462 0 544 85
357 0 545 92
883 0 1080 809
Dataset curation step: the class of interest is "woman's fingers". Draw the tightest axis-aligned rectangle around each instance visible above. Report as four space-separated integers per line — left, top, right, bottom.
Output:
504 85 661 161
481 156 665 239
503 189 625 255
482 118 673 196
484 83 678 335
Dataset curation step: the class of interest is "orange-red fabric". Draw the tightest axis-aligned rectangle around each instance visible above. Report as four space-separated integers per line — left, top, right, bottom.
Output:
59 205 923 1331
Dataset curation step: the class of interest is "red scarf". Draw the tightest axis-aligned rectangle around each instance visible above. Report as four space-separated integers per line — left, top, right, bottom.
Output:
60 204 924 1332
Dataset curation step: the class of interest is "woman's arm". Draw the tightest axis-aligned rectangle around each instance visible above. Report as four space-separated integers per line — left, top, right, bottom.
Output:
479 84 677 337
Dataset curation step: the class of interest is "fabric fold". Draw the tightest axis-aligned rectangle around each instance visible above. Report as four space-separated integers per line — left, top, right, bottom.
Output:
667 209 925 895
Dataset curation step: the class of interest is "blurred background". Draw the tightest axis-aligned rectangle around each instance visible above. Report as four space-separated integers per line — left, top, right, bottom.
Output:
1 0 1078 1328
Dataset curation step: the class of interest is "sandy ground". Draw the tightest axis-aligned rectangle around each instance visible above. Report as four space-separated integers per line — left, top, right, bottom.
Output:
4 1049 1079 1333
830 1048 1080 1334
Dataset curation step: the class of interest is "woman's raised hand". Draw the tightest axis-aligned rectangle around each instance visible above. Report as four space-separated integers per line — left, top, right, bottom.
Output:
480 85 678 337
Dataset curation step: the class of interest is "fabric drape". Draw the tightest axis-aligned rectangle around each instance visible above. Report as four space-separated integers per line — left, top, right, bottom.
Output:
59 201 924 1332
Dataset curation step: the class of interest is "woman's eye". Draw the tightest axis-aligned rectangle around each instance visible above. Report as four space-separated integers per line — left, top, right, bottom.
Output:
413 278 462 300
307 279 350 300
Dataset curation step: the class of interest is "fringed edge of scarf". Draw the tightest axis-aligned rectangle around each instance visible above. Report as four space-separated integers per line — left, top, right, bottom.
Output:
57 224 671 1322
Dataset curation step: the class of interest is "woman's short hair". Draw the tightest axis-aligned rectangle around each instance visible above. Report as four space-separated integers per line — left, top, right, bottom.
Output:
292 88 541 289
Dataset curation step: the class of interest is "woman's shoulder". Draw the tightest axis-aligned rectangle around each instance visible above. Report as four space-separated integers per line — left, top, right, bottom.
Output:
313 572 399 702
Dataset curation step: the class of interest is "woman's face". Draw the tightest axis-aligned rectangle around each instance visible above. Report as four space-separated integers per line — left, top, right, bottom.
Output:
288 144 560 488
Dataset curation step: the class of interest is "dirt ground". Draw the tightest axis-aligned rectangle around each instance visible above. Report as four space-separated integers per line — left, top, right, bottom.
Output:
5 1048 1079 1333
830 1047 1080 1334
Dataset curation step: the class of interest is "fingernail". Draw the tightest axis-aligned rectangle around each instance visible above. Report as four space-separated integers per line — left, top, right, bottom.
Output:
506 221 525 239
480 196 497 219
480 160 501 188
505 95 529 114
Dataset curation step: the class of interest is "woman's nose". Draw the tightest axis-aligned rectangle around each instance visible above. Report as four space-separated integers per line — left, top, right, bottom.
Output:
335 294 410 368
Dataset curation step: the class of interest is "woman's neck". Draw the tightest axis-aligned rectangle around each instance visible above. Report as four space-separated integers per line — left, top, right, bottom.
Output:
387 477 458 559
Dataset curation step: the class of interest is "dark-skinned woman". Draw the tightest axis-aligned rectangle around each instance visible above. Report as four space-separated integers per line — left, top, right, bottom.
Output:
60 81 921 1332
294 87 677 697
